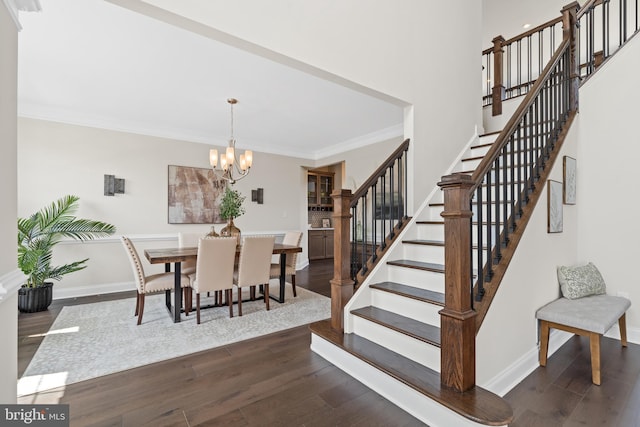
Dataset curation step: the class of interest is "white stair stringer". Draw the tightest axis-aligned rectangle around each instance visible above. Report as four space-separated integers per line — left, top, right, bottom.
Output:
311 334 493 427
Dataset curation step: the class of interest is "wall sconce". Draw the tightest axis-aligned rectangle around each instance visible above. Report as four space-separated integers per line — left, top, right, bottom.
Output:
251 188 264 204
104 174 125 196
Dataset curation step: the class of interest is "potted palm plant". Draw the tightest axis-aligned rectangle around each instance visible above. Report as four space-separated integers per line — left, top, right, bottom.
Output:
17 195 116 313
219 187 245 244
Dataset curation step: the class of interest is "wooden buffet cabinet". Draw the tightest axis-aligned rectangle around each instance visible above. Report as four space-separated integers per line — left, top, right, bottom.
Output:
308 229 334 260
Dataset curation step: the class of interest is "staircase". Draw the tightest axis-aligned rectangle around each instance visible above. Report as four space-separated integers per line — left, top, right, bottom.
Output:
311 133 514 426
311 0 639 425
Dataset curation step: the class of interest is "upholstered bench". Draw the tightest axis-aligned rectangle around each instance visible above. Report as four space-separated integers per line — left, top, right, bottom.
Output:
536 294 631 385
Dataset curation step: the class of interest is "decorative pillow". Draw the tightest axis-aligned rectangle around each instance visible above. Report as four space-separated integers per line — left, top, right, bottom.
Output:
557 262 607 299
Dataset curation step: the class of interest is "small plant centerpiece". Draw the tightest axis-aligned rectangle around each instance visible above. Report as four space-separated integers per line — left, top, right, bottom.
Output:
17 195 116 312
219 187 245 244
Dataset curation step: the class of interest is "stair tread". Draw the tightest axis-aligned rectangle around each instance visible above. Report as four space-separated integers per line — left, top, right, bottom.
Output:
310 320 514 426
370 281 445 306
351 306 441 346
402 239 444 246
387 259 444 273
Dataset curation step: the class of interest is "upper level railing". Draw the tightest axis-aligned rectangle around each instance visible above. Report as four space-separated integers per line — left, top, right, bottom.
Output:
329 139 410 331
483 16 563 114
484 0 639 115
577 0 640 79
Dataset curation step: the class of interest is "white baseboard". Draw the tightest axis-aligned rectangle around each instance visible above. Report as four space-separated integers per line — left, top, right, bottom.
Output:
54 281 134 300
480 329 573 396
482 324 640 397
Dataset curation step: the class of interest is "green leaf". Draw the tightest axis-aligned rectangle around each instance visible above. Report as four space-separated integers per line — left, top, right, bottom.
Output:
17 195 116 288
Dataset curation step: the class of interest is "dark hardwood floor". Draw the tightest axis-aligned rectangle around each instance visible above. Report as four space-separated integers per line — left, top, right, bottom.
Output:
17 259 640 426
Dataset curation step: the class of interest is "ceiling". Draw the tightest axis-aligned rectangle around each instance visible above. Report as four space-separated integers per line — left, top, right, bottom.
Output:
16 0 405 160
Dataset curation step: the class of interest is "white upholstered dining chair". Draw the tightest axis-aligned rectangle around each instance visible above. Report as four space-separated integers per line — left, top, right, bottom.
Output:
234 235 275 315
121 236 192 325
178 232 201 276
269 231 303 297
189 237 237 323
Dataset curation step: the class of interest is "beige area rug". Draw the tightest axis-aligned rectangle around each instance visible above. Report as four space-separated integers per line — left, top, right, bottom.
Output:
18 284 330 397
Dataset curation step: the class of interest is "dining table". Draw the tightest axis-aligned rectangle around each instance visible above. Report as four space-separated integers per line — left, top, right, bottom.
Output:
144 242 302 323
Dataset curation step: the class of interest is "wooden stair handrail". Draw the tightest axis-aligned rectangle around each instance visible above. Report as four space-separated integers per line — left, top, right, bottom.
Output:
577 0 602 19
351 138 410 206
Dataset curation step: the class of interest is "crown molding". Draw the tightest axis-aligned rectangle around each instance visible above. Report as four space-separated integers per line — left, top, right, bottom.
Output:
312 124 404 160
19 110 403 161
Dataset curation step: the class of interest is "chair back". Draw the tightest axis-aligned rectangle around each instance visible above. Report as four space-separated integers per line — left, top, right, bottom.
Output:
179 232 200 273
121 236 145 292
282 231 303 269
236 235 275 287
194 237 237 293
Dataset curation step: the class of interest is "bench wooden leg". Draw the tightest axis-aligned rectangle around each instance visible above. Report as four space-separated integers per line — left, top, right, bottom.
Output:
619 313 628 347
589 332 601 385
539 320 550 367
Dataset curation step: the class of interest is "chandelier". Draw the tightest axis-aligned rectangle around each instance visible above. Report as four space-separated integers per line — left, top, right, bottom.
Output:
209 98 253 184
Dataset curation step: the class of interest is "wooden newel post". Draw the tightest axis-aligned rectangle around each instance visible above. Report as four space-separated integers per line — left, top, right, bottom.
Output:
331 189 354 332
492 35 506 117
437 173 477 392
562 1 580 112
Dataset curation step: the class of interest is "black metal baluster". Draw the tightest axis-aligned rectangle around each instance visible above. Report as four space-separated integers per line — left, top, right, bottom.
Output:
517 39 522 95
486 167 493 281
516 123 523 215
372 183 378 264
494 156 502 262
502 144 509 246
351 205 357 280
539 30 544 78
381 173 386 250
509 134 516 229
389 165 394 239
527 35 532 92
475 186 484 301
403 149 408 220
507 44 512 95
361 195 368 275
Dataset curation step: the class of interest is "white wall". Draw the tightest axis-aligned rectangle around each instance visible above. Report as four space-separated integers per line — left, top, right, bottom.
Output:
17 118 309 294
113 0 483 216
319 136 403 191
477 123 579 385
477 19 640 388
576 34 640 328
17 118 397 297
0 1 19 405
482 0 569 48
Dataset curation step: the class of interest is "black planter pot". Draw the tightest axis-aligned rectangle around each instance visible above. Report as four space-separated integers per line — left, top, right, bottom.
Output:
18 282 53 313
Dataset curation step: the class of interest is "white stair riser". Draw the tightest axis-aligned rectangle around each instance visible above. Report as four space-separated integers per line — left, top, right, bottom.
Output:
352 316 441 372
387 265 444 293
371 289 442 327
415 224 444 241
402 244 444 264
